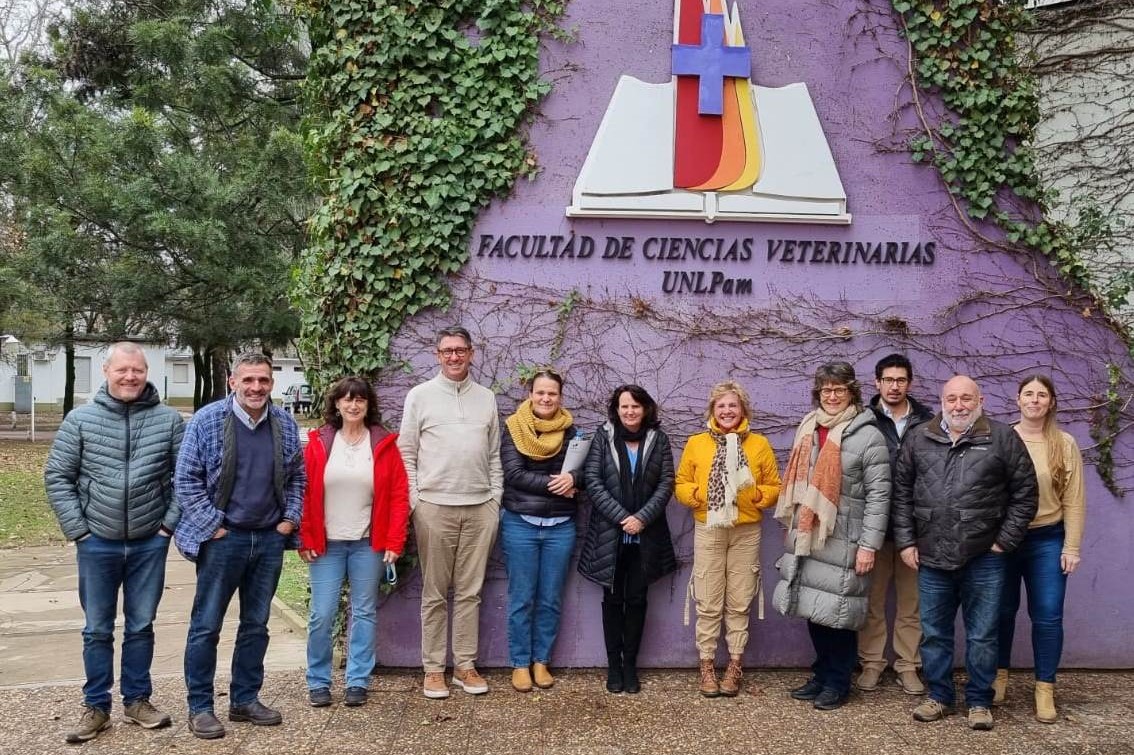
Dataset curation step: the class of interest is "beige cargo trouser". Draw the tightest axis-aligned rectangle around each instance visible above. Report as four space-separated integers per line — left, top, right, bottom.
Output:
689 520 762 659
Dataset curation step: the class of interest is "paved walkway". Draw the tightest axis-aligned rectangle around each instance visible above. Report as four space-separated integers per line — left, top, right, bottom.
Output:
1 546 1132 754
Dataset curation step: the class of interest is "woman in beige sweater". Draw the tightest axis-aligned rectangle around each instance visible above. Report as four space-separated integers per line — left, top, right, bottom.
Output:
995 375 1086 723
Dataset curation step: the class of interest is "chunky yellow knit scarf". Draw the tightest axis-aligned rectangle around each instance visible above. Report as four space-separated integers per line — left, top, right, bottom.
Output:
505 399 575 461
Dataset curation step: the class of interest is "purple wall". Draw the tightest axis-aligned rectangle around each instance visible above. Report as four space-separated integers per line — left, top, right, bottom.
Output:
372 0 1134 668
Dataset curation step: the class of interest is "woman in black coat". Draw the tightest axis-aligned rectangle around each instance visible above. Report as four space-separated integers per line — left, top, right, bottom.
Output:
578 385 677 694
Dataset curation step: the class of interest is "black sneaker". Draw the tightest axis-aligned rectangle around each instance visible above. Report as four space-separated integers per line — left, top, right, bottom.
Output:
308 687 332 708
790 678 824 701
813 689 849 711
228 700 282 726
344 687 368 707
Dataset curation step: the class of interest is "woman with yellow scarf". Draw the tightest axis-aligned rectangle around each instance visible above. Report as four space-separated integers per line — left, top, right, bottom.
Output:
500 370 581 693
676 381 782 697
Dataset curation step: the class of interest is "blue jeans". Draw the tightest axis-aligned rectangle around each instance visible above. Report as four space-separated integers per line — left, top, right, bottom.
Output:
184 527 284 714
919 551 1006 708
807 621 857 697
306 539 380 690
500 510 576 667
76 533 170 712
997 523 1067 682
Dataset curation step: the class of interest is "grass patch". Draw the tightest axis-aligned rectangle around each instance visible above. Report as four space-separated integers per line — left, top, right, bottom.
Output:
0 440 65 547
277 550 310 615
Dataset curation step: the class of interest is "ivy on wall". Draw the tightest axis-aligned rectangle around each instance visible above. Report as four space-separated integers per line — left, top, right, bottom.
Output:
297 0 567 391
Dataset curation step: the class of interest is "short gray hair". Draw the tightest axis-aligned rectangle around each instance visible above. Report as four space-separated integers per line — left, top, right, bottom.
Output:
435 326 472 348
105 341 147 366
233 352 273 372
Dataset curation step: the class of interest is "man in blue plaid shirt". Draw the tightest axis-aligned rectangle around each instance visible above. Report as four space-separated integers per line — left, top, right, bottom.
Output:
173 352 304 740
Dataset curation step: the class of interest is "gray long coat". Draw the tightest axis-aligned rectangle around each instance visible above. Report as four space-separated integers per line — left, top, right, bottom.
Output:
772 409 891 631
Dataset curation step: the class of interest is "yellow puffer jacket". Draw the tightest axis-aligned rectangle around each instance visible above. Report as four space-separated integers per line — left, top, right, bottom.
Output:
675 423 782 524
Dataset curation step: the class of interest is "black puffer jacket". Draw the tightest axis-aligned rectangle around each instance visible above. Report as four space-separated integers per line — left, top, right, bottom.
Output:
577 422 677 589
501 424 580 519
869 394 934 541
892 414 1037 571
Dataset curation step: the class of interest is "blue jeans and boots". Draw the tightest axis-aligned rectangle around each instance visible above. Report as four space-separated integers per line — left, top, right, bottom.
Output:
997 523 1067 683
306 539 381 693
500 511 576 671
77 532 171 713
918 551 1006 711
184 528 284 726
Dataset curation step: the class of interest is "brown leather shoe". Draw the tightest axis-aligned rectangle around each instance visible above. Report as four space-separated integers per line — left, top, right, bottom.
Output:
511 667 533 693
719 659 743 697
699 659 721 698
454 666 489 695
532 662 555 689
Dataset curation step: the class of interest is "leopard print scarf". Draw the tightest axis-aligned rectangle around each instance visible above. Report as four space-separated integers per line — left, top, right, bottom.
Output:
705 417 755 529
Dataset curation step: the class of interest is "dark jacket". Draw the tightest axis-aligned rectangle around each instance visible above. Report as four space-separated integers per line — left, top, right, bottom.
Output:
501 425 580 519
45 383 184 541
869 394 934 540
577 422 677 589
892 414 1038 571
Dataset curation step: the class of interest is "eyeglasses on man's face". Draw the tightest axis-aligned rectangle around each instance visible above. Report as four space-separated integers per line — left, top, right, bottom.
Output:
879 377 909 387
819 386 849 397
437 347 470 358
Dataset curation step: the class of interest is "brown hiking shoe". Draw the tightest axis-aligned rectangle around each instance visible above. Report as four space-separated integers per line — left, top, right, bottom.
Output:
454 666 489 695
913 698 955 722
720 659 743 697
968 706 994 730
699 659 721 697
423 671 450 699
124 699 172 729
65 706 110 743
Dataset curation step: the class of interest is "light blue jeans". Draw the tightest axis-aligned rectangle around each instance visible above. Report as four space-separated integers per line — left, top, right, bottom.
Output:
306 539 380 690
500 510 576 667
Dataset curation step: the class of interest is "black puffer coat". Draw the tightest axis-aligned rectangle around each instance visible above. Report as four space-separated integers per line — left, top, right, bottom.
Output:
577 422 677 589
892 414 1038 571
500 424 580 519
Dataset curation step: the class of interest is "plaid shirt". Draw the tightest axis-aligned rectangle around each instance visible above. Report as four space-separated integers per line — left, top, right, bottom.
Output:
173 396 305 559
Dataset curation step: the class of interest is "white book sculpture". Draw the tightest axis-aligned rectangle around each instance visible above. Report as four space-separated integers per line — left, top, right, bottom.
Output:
567 0 850 225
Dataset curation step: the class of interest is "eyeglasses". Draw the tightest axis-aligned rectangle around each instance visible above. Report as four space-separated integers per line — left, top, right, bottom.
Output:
819 386 849 397
879 377 910 387
437 347 470 358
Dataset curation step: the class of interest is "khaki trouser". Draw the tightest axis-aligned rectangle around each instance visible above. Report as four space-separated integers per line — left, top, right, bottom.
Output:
857 539 921 672
691 521 762 658
413 500 499 672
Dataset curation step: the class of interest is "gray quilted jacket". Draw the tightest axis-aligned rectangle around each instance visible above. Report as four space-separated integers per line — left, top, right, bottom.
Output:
45 383 185 541
773 409 891 630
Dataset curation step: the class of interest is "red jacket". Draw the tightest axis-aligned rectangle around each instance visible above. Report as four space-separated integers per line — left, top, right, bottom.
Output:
299 424 410 556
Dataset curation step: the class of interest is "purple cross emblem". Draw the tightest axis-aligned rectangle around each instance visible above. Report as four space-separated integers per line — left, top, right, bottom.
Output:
671 13 751 116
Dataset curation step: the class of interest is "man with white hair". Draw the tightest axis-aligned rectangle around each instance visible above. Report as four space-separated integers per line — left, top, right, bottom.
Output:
45 342 185 742
892 375 1037 731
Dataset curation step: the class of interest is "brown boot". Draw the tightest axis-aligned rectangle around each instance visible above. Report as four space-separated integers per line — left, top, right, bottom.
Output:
532 662 555 689
699 659 721 698
992 668 1008 704
719 658 743 697
1035 681 1057 723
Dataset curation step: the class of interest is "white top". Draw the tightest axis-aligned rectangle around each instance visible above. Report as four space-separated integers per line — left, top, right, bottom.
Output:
323 430 374 541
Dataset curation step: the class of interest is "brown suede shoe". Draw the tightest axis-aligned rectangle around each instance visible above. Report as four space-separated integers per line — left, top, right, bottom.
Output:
532 662 555 689
454 666 489 695
511 667 533 693
719 659 743 697
699 659 721 698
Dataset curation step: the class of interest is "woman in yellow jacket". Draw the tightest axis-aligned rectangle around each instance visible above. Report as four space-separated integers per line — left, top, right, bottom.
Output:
676 380 781 697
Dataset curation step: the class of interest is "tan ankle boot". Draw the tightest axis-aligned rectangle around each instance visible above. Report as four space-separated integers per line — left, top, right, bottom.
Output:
719 658 743 697
992 668 1009 704
511 667 533 693
698 659 720 698
1035 681 1057 723
532 662 555 689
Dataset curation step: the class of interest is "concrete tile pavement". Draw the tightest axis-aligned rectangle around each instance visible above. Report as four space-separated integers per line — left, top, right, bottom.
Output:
2 545 1133 754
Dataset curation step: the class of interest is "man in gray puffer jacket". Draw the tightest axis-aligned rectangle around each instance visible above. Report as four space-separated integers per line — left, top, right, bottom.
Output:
892 375 1037 732
45 342 184 743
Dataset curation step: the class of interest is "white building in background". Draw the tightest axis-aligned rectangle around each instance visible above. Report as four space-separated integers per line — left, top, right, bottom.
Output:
0 342 308 411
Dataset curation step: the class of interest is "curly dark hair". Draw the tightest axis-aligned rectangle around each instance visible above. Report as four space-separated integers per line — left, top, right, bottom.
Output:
321 376 381 428
606 384 660 430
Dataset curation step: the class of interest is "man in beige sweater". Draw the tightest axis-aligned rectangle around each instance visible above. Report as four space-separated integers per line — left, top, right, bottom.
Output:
399 326 503 699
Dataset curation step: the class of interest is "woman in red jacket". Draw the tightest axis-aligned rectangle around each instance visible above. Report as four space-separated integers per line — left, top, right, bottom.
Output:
298 377 409 708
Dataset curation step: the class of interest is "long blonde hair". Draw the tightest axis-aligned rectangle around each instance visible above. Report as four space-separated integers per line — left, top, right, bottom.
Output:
1018 375 1068 496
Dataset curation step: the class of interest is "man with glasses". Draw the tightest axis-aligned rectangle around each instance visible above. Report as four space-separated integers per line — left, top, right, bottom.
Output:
856 354 934 696
892 375 1036 731
398 326 503 698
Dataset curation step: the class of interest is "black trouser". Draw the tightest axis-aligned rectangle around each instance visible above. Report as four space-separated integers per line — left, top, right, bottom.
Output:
807 620 858 697
602 544 649 663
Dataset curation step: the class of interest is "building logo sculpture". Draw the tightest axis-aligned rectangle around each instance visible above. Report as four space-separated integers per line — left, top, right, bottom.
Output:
567 0 851 224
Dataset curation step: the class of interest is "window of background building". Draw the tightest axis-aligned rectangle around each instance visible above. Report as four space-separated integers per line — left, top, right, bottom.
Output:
75 357 92 394
173 363 189 384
